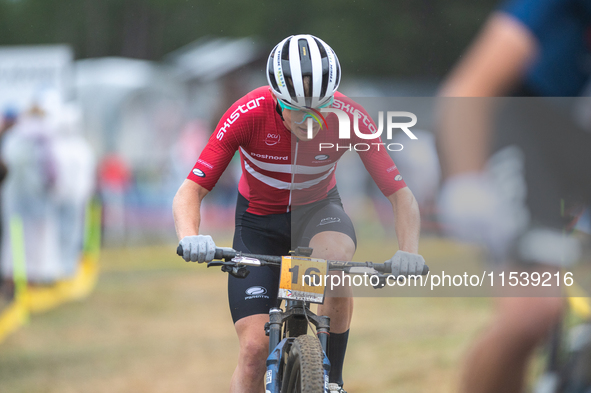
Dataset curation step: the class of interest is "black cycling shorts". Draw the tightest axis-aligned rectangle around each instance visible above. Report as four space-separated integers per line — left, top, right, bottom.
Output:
227 187 356 323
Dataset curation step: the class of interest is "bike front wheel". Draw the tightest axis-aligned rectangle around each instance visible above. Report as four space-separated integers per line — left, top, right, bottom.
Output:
281 334 325 393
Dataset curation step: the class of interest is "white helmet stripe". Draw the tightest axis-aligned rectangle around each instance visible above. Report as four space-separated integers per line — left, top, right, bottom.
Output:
289 36 305 107
308 36 323 108
273 37 291 102
324 44 338 106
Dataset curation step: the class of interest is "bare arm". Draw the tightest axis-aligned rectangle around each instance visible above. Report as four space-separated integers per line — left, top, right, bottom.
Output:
438 12 537 177
387 187 420 254
172 179 210 240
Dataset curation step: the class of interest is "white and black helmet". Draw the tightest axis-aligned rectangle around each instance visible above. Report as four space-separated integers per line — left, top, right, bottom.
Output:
267 34 341 109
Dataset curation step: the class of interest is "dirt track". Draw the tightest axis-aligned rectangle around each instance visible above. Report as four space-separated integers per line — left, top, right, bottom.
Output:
0 242 493 392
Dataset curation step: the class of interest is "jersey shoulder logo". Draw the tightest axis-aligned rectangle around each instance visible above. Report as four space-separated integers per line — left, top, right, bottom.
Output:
193 168 206 177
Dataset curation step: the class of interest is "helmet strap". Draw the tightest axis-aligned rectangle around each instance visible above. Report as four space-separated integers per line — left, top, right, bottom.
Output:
275 101 285 121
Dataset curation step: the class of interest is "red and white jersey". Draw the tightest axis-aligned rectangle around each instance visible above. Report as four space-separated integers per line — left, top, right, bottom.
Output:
187 87 407 215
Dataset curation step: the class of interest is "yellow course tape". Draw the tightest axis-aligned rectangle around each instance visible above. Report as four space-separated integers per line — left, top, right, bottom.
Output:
0 200 102 344
25 255 99 314
0 254 99 343
0 298 27 341
565 281 591 320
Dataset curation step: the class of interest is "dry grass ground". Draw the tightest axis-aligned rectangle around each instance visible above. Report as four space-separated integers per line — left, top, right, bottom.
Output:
0 239 493 393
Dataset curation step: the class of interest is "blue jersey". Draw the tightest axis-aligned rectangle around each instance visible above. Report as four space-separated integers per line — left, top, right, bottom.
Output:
501 0 591 96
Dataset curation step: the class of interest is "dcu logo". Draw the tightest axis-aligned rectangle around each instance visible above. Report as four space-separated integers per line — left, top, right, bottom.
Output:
265 133 281 146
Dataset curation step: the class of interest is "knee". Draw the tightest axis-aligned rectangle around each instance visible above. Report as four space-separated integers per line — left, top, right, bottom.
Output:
313 248 354 262
239 337 269 375
309 233 355 261
497 297 564 348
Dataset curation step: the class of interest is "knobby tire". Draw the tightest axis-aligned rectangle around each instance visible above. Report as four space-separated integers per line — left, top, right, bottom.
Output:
281 335 325 393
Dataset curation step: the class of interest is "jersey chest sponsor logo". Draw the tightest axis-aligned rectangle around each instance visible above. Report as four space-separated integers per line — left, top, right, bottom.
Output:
314 154 329 161
216 96 266 141
250 152 289 161
264 133 281 146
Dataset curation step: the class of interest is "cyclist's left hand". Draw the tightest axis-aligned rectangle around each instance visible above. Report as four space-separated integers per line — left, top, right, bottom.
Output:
388 250 425 276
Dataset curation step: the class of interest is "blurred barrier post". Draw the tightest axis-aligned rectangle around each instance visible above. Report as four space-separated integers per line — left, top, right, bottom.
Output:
83 198 102 259
10 215 28 303
0 214 30 344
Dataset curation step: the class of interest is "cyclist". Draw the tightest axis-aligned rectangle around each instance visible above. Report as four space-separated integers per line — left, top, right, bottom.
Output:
437 0 591 392
173 34 424 393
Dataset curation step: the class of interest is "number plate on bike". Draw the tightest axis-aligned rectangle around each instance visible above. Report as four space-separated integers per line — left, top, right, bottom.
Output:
278 256 328 304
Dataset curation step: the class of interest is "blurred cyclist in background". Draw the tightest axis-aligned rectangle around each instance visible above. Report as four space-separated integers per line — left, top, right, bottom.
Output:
438 0 591 392
173 34 424 393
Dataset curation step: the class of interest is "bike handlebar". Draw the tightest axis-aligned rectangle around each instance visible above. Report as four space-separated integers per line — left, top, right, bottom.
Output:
176 245 429 276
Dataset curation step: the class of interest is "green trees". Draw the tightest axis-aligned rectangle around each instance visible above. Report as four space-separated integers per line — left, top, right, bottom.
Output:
0 0 496 77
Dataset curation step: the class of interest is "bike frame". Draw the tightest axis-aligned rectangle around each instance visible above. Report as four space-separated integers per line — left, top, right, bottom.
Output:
265 300 331 393
264 247 331 392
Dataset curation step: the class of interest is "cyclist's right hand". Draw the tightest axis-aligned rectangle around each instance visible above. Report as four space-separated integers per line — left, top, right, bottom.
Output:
178 235 216 263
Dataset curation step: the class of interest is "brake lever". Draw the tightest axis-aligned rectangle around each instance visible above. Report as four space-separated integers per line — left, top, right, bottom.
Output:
373 275 387 289
221 264 250 279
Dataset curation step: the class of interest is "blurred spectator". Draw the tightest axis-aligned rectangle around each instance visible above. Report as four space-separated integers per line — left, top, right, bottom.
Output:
1 101 96 286
51 104 96 276
0 107 18 135
1 104 62 284
0 107 19 302
0 108 18 192
98 153 132 245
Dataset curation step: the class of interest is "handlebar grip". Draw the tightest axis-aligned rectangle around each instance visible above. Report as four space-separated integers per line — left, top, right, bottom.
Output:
422 265 429 275
212 247 237 260
177 244 183 256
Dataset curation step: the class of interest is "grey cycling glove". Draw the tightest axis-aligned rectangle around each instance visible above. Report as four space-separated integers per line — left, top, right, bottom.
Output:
179 235 216 263
388 250 425 276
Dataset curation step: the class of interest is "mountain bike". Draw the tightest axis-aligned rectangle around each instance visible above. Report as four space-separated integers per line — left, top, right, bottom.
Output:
177 245 428 393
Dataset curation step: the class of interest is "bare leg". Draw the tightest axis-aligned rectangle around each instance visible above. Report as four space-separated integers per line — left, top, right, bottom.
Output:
230 314 269 393
310 231 356 333
460 296 564 393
